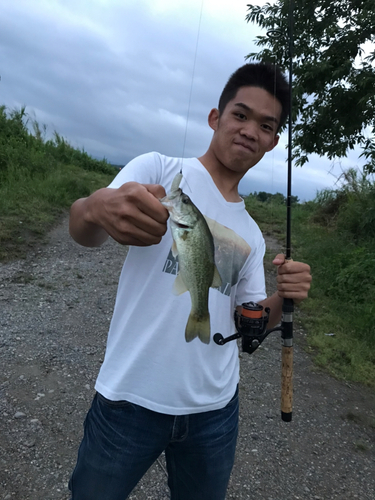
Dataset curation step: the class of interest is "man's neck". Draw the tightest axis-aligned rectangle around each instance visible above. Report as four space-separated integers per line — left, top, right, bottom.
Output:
198 151 243 203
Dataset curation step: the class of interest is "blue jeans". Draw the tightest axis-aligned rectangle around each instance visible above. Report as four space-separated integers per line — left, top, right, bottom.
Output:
69 387 239 500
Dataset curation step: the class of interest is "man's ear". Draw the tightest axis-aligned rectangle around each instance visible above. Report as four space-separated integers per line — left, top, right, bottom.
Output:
267 134 280 152
208 108 219 131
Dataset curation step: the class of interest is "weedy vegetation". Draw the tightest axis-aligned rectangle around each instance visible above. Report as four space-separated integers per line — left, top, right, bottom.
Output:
245 172 375 388
0 105 117 261
2 104 374 387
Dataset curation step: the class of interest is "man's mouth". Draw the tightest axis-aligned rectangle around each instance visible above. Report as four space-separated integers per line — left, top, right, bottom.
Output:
234 141 255 153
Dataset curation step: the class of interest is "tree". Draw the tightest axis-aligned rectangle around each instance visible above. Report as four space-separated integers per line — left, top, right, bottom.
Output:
245 0 375 173
257 190 270 202
290 195 299 205
269 192 286 204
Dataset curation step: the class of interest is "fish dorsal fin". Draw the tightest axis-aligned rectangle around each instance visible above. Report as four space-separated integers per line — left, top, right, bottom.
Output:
211 265 222 288
173 273 188 295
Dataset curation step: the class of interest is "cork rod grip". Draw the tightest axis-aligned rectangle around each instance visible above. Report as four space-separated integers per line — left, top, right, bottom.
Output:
281 345 293 421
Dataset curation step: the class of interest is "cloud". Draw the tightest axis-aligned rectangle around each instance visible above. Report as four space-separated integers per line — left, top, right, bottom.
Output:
1 1 256 153
0 0 366 200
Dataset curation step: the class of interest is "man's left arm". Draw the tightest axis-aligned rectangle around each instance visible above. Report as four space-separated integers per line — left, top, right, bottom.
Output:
258 254 312 328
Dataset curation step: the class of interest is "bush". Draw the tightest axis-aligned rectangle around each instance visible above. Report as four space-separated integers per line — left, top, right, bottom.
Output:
0 105 117 261
326 247 375 304
249 173 375 385
312 168 375 240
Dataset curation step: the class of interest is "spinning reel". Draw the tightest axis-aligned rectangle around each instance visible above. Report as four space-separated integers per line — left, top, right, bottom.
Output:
214 301 281 354
214 299 294 422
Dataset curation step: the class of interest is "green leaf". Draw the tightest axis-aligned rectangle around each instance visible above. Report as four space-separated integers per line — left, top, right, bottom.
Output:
245 0 375 173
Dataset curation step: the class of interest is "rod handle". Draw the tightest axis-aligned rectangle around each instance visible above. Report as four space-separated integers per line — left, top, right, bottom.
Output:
281 345 293 421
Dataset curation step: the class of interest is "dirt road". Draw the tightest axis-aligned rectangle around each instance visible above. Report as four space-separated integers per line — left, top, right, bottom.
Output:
1 216 374 499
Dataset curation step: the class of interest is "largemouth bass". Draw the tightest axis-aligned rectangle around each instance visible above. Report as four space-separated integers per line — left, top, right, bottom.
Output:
161 172 222 344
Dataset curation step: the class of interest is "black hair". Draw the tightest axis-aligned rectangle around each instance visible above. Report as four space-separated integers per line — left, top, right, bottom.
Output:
218 62 290 132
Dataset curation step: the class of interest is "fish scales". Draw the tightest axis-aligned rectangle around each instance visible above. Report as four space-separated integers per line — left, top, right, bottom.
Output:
173 212 214 319
160 172 221 344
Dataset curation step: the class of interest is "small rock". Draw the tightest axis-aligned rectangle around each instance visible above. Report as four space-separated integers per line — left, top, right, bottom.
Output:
14 411 26 419
23 439 36 448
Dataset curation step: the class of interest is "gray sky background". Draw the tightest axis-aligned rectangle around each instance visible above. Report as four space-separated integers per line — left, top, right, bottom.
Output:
1 0 366 201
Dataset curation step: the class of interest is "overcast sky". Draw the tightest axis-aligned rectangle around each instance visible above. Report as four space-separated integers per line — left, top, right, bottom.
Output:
0 0 366 201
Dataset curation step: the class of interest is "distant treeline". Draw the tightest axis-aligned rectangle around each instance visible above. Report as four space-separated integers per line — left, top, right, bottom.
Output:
247 191 300 205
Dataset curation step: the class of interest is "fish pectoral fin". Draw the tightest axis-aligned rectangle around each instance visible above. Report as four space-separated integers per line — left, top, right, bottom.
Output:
173 273 188 295
211 265 222 288
171 240 178 258
185 313 210 344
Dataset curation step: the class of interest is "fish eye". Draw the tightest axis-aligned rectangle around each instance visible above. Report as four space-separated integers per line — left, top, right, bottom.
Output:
181 195 190 204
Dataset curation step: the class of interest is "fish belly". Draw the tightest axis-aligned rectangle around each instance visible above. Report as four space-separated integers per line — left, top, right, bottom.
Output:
174 226 214 344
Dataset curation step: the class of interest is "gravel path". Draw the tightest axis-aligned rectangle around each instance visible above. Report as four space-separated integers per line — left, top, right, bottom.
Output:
1 215 374 500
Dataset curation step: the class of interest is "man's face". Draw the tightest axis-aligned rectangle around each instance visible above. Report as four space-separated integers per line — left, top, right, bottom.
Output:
208 86 281 175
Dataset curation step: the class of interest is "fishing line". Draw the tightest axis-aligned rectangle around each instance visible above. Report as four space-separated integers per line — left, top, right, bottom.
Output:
266 28 284 246
180 0 204 171
269 54 278 240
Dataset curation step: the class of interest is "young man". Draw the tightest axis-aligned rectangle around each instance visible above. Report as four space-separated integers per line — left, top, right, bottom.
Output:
68 63 311 500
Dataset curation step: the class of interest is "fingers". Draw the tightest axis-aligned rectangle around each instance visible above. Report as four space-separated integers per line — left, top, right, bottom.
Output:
122 183 168 226
143 183 167 201
96 183 169 246
141 184 168 224
272 253 286 266
119 183 169 244
277 260 311 277
273 258 312 304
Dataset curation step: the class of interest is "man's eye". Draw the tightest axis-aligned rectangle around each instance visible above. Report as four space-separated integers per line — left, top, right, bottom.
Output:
262 124 273 132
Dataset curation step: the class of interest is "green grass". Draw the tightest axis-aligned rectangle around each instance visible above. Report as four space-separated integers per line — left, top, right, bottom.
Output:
0 105 117 261
293 218 375 386
245 182 375 388
245 194 287 238
0 165 114 260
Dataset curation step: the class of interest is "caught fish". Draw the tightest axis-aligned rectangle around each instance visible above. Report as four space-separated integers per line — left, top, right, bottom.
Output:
161 172 222 344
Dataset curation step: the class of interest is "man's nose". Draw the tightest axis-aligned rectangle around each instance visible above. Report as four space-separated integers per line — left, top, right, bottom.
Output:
240 120 258 139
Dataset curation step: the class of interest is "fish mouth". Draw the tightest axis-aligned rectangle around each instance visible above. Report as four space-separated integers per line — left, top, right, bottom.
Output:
160 198 173 210
171 220 190 229
160 189 182 208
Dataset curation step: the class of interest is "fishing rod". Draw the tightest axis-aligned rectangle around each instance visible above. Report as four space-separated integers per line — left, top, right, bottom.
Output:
214 0 295 422
281 0 295 423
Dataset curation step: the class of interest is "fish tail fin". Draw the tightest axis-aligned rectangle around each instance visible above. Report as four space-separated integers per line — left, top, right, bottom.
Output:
185 313 211 344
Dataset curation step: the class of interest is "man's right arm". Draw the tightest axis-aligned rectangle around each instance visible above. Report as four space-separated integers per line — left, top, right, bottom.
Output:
69 182 169 248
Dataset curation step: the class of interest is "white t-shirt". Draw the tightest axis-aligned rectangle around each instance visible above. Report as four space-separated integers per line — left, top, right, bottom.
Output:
95 152 266 415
